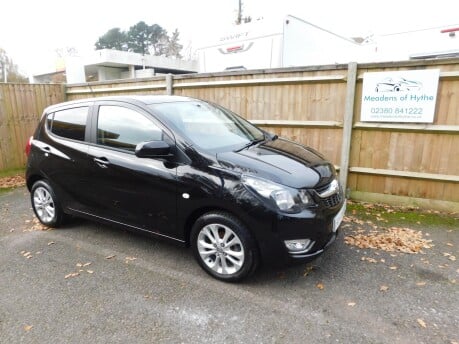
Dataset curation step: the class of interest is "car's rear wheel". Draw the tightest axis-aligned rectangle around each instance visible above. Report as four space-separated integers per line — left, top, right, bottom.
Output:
31 180 65 227
191 212 259 282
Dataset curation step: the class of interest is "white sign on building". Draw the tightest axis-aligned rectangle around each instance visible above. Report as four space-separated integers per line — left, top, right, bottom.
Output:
360 69 440 123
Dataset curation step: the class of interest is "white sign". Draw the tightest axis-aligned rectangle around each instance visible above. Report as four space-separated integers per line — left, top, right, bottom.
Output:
360 69 440 123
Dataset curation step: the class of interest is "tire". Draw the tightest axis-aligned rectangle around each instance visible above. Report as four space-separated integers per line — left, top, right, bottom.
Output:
31 180 65 227
191 212 259 282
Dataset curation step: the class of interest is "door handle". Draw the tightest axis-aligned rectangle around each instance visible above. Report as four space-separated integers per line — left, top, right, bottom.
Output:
94 157 109 168
41 146 50 157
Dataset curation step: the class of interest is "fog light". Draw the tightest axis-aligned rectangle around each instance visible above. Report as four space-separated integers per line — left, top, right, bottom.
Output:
284 239 314 254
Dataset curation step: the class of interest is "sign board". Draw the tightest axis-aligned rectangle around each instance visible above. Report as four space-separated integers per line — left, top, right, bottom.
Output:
360 69 440 123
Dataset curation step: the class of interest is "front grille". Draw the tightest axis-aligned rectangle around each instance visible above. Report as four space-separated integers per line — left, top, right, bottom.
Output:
320 192 342 208
314 179 342 208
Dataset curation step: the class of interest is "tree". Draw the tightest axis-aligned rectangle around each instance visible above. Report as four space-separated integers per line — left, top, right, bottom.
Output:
95 28 128 51
0 48 28 83
94 22 180 57
148 24 168 56
126 21 167 55
164 29 183 58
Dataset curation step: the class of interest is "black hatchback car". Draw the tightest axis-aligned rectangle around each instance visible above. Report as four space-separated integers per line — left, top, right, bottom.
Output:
26 95 345 281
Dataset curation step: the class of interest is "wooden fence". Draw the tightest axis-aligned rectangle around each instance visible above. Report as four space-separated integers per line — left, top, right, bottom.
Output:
0 83 65 170
1 59 458 211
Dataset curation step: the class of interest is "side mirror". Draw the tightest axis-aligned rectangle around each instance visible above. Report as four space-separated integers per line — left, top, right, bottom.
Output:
135 140 172 158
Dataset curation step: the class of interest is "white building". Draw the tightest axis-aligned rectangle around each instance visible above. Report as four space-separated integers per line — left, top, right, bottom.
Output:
33 49 198 84
196 15 363 72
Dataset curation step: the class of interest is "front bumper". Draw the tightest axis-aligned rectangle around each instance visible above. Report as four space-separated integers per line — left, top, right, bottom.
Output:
246 200 346 267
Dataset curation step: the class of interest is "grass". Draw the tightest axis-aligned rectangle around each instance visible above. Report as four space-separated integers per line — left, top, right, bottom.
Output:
0 167 25 178
347 201 459 230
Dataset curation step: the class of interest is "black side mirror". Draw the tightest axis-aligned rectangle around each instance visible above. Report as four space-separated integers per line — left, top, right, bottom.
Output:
135 140 171 158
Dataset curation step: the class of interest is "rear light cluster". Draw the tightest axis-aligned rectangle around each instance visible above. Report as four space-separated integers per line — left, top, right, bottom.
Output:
25 136 33 156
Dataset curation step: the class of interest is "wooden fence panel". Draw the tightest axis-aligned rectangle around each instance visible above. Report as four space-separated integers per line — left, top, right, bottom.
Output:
64 59 459 209
348 60 459 208
0 83 65 170
2 59 457 210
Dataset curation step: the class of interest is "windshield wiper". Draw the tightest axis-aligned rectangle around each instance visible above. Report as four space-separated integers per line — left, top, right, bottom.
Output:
237 137 265 151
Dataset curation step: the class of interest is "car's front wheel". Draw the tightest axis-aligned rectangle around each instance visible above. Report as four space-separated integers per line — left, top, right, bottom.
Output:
191 212 259 282
31 180 65 227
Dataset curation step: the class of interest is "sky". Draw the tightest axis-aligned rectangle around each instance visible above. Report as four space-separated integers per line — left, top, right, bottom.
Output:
1 0 458 76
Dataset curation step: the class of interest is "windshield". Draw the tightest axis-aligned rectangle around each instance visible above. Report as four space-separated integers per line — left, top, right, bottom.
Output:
149 101 265 152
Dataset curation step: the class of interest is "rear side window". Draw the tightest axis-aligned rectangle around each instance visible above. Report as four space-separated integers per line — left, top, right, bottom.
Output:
97 105 162 151
48 107 89 141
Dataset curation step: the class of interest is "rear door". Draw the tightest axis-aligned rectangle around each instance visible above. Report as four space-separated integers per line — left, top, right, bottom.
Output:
37 103 94 211
86 101 178 239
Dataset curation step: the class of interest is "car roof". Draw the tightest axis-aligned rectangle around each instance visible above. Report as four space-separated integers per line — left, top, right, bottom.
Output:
43 95 196 112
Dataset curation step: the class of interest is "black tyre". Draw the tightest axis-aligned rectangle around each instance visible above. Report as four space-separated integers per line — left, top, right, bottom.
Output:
31 180 65 227
191 212 259 282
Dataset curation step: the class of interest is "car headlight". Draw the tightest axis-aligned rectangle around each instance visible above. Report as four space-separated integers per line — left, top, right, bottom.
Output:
241 175 312 212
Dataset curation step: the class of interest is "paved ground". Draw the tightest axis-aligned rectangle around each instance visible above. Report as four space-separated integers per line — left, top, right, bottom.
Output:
0 187 458 344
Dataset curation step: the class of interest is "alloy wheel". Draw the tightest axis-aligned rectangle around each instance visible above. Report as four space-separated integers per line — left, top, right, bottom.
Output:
197 223 245 275
33 186 56 223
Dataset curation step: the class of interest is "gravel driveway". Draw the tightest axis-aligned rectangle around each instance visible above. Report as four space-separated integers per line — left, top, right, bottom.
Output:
0 187 458 344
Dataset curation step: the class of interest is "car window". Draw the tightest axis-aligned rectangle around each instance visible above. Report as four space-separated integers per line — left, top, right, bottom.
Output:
49 107 89 141
97 105 163 151
149 101 264 152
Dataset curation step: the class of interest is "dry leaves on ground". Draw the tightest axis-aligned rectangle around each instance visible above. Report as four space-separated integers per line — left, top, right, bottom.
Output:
417 318 427 328
380 285 389 292
23 325 33 332
316 283 324 290
23 217 50 232
0 175 25 189
345 226 433 254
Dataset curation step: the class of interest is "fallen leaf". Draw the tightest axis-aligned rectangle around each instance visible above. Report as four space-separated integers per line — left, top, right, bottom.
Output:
446 243 453 247
347 302 356 307
76 263 83 267
361 256 378 263
449 256 456 262
23 325 33 332
417 318 427 328
389 266 398 270
47 241 55 246
416 281 427 286
125 256 137 263
83 262 91 267
316 283 324 290
64 272 80 279
86 270 94 274
105 254 116 259
380 285 389 292
303 266 313 277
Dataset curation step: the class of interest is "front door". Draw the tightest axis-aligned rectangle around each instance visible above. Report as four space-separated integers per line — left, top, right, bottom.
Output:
86 102 178 238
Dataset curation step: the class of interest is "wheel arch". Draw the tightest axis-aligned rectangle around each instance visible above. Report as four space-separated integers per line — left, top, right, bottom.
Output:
26 174 44 191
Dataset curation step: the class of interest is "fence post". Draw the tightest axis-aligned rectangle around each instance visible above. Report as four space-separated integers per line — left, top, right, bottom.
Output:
166 74 173 95
339 62 358 193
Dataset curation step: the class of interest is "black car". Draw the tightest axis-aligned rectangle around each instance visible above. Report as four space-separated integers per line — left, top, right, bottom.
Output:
25 96 345 282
